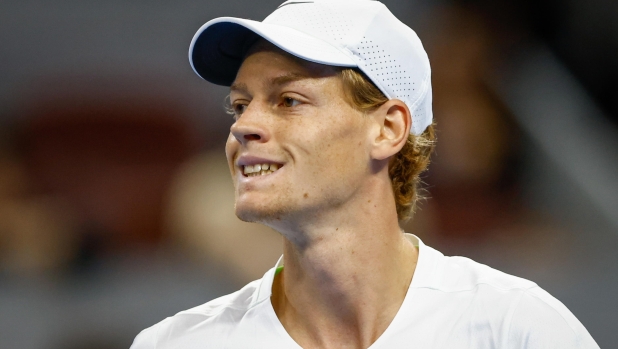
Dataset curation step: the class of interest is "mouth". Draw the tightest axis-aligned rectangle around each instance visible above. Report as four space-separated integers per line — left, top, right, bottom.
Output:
242 163 282 177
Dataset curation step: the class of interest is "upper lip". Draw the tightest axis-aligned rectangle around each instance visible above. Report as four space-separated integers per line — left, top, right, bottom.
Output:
235 155 284 167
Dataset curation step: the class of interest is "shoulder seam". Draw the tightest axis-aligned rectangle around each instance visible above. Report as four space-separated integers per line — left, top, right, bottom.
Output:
176 295 270 318
505 287 527 346
412 281 537 293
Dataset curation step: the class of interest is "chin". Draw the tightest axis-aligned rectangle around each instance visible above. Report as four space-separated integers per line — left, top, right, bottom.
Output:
234 200 288 224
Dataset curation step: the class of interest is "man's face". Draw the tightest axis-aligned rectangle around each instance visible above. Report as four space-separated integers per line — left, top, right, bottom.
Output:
226 42 372 227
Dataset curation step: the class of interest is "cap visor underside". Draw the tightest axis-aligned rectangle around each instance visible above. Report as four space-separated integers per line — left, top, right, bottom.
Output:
189 17 357 86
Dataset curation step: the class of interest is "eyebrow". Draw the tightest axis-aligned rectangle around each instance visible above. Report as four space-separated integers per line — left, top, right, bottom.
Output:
230 72 311 93
230 81 248 93
269 72 310 86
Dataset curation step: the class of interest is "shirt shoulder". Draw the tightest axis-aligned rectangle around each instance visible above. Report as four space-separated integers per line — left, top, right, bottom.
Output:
129 278 263 349
424 247 538 293
506 286 600 349
417 246 598 348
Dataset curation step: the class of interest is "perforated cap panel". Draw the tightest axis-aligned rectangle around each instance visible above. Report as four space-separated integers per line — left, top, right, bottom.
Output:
189 0 433 134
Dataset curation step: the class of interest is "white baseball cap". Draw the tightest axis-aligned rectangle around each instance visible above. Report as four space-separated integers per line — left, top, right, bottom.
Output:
189 0 432 135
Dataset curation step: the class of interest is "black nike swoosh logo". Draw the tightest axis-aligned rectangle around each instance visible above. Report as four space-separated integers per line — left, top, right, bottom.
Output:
277 0 378 9
277 1 315 9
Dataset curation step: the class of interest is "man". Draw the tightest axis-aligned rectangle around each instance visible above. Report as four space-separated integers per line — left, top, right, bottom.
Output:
131 0 598 348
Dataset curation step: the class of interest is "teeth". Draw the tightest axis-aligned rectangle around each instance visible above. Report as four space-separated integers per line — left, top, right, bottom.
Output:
242 163 281 175
247 170 274 177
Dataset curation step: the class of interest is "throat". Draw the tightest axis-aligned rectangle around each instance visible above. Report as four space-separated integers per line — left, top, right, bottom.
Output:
270 233 418 348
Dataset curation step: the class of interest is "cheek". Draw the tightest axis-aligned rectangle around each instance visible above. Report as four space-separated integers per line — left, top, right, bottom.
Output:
302 116 367 175
225 134 238 173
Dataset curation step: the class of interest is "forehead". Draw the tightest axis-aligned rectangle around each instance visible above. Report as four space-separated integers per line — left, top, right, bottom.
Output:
231 40 339 89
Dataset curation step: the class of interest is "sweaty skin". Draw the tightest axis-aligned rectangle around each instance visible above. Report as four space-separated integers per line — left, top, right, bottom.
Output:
226 41 418 349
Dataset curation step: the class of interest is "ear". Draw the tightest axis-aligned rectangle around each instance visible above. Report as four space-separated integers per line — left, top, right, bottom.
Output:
369 99 411 161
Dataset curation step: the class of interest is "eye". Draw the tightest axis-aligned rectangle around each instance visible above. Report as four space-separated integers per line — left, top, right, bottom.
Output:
282 97 301 108
232 103 248 117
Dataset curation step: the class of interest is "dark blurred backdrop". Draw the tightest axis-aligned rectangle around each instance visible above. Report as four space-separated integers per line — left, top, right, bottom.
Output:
0 0 617 348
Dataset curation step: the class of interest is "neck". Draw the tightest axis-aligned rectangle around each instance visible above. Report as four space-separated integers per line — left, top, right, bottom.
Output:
270 180 418 348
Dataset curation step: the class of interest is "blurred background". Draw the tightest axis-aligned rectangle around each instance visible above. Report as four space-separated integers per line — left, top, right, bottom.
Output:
0 0 616 347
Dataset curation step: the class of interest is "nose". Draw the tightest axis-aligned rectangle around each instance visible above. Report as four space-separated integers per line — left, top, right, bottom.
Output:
230 104 271 145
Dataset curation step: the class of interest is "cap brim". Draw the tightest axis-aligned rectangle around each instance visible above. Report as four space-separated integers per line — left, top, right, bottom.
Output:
189 17 357 86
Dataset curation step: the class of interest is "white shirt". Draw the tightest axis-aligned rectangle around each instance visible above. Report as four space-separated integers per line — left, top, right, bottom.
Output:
130 234 599 348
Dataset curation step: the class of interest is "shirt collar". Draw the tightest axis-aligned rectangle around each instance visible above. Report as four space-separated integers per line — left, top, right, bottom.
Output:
253 233 432 306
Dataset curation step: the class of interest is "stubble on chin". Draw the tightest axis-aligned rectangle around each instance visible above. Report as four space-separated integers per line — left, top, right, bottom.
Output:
232 182 298 225
234 199 290 225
